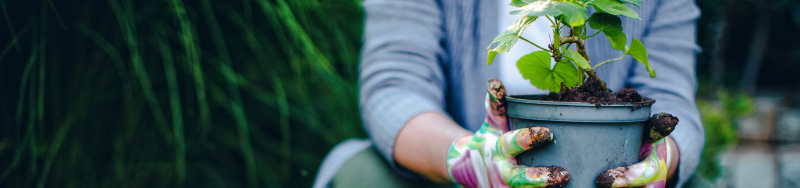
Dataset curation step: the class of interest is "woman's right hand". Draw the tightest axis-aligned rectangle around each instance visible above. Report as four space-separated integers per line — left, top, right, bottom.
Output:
445 79 570 188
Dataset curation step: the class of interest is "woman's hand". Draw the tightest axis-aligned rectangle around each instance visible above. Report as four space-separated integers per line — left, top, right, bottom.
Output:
445 79 570 188
595 113 680 188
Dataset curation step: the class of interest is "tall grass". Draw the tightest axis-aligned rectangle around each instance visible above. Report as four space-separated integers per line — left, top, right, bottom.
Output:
0 0 365 187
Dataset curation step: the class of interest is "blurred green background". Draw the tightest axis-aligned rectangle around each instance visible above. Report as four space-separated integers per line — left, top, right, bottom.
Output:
0 0 798 187
0 0 364 187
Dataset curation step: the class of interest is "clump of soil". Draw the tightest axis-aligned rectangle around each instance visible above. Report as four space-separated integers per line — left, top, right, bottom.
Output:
556 75 652 105
644 113 679 143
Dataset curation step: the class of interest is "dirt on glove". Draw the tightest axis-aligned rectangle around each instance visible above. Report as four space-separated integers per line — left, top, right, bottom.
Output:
644 113 679 143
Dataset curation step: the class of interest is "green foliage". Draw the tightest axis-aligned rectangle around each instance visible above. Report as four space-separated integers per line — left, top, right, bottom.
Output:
587 12 628 51
488 16 537 65
588 12 622 36
627 39 655 77
618 0 642 6
593 0 641 20
491 0 653 91
567 49 591 69
517 51 581 92
509 1 588 26
0 0 365 187
510 0 531 7
696 90 754 180
607 32 628 51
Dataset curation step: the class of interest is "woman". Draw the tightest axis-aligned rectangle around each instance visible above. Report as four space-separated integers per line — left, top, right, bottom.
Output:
315 0 704 187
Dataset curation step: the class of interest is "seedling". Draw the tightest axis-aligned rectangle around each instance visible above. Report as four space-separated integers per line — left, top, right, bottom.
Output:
488 0 653 93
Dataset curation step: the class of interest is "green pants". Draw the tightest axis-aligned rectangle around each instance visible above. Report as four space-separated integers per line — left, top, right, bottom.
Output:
331 147 456 188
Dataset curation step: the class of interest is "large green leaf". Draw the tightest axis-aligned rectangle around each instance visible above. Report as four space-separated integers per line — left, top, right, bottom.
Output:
517 51 581 92
619 0 642 6
488 16 537 65
588 12 622 36
626 38 655 77
606 32 627 51
593 0 640 20
509 1 588 26
567 49 590 70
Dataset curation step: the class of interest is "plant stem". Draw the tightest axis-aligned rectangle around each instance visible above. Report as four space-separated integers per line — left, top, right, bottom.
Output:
518 36 552 52
586 30 601 38
559 36 589 62
550 16 563 62
584 69 608 91
592 54 626 69
566 27 609 91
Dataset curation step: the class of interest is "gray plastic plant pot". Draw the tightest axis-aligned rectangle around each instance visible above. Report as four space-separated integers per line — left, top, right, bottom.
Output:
507 95 654 188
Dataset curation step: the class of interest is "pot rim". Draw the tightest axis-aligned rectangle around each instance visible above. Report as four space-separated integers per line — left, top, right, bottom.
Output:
507 94 655 107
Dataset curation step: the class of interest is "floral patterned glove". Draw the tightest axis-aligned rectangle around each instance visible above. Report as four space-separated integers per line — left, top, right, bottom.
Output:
596 113 679 188
446 79 570 188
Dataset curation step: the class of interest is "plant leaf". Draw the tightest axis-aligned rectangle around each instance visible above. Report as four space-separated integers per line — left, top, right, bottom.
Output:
517 51 581 92
626 38 655 77
509 1 588 26
592 11 628 51
488 51 498 65
487 16 537 64
593 0 640 20
588 12 622 36
567 49 590 70
606 32 627 51
619 0 642 6
557 2 589 26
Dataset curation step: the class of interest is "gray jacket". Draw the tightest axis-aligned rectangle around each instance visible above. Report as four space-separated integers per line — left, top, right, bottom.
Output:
359 0 704 187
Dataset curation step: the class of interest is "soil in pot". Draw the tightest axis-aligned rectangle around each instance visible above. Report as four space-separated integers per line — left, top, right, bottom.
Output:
554 75 653 105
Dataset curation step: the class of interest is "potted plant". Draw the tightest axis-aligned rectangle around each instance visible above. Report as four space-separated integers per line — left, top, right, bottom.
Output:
487 0 675 187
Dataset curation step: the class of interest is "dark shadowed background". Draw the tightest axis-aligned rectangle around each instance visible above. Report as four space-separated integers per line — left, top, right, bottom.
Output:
0 0 798 187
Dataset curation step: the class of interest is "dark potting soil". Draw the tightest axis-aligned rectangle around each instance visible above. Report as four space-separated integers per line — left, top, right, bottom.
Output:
555 75 653 107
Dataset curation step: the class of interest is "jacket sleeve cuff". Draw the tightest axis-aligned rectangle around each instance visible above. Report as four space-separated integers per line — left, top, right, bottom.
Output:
362 88 446 179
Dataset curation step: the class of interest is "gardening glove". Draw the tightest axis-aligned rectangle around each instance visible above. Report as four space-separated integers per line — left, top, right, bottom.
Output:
595 113 679 188
446 79 570 188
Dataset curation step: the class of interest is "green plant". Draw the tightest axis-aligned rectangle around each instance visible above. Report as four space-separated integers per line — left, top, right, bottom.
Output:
488 0 654 92
696 90 753 180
